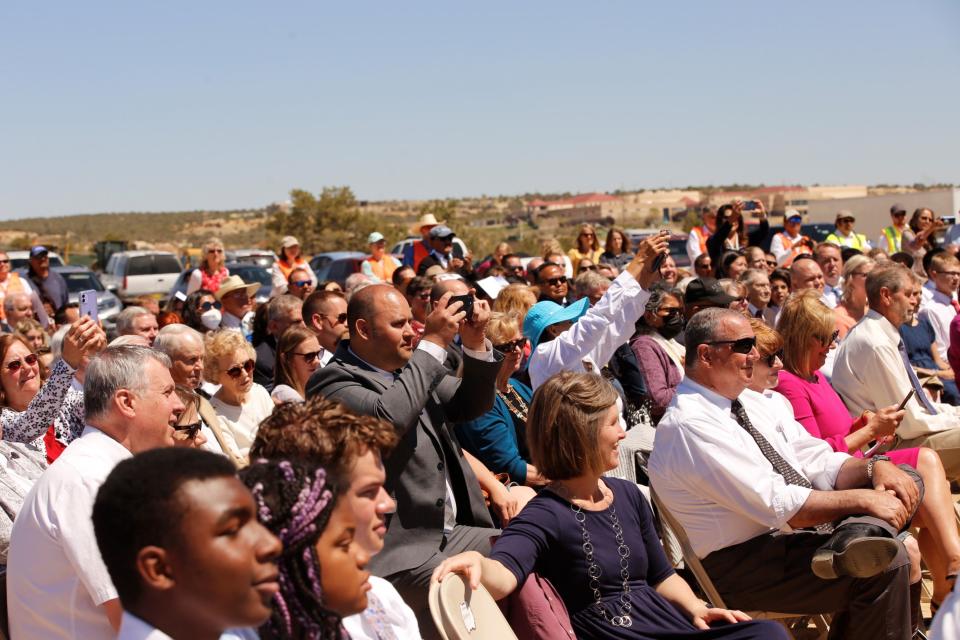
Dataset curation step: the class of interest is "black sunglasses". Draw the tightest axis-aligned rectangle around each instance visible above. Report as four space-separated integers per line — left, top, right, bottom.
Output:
226 360 255 379
765 260 777 267
199 301 222 312
544 276 567 286
763 349 783 367
578 265 598 272
705 337 757 354
291 280 313 288
173 422 202 441
493 338 526 353
292 350 322 363
322 312 348 325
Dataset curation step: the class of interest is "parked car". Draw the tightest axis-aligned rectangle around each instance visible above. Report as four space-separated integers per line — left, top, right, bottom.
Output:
53 266 121 325
167 262 273 305
225 249 278 269
309 252 367 286
100 251 183 301
625 230 691 269
7 250 65 271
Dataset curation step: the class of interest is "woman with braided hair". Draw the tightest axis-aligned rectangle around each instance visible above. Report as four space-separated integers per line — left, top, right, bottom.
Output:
241 458 372 640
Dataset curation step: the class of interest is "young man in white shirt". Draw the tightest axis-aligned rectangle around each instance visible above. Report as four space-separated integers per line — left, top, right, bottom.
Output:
918 252 960 363
814 242 844 309
93 447 282 640
7 346 186 639
649 308 919 640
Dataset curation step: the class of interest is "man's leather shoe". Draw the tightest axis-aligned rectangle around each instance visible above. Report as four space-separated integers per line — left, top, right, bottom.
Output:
811 523 899 580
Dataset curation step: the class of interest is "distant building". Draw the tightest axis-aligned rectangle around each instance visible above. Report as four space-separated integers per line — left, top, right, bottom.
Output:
526 193 625 224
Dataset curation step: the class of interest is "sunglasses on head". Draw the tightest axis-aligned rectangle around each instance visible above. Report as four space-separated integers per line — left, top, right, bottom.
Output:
493 338 526 353
762 349 783 367
199 301 222 312
291 280 312 288
5 353 38 373
706 336 757 354
292 350 322 363
544 276 567 286
173 422 202 441
226 360 255 379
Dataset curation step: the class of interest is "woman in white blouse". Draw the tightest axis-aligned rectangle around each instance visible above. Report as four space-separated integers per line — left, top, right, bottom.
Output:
271 325 322 404
204 330 273 464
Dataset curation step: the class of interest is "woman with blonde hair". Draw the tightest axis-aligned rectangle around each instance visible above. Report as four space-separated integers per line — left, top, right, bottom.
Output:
271 325 322 404
567 224 603 274
435 371 782 640
186 237 229 295
15 319 47 353
834 254 875 339
775 289 960 610
492 284 538 318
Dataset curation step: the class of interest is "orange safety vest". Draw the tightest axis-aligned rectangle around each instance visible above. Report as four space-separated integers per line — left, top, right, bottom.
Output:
691 226 710 255
776 232 812 267
364 255 399 282
0 273 27 322
276 258 309 281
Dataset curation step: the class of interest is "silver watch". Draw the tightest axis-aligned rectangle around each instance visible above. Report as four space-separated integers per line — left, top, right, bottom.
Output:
866 455 892 482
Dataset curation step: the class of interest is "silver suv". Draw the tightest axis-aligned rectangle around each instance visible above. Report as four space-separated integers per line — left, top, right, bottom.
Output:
101 251 183 301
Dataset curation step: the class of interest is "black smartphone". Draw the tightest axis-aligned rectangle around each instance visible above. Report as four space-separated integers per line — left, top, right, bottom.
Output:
650 230 670 272
742 200 758 211
941 216 956 226
448 294 474 321
896 389 915 411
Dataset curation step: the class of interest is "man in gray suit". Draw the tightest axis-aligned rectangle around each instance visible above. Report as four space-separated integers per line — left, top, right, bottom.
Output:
305 283 502 617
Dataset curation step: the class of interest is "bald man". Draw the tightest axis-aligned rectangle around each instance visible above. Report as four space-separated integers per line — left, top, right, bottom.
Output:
304 284 503 625
790 256 826 297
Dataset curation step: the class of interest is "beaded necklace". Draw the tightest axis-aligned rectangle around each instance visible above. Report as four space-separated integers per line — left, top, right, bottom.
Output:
496 384 528 422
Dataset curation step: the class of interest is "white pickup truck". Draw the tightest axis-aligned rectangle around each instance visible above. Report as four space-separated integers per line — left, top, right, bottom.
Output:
101 251 183 301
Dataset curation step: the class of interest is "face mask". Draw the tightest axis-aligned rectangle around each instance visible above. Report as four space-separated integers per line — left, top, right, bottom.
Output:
200 309 222 331
659 314 685 340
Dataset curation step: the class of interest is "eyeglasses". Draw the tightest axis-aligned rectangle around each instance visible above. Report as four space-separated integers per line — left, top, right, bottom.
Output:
505 265 523 272
207 248 223 254
225 360 255 379
658 307 682 318
493 338 526 353
543 276 567 286
765 260 777 267
199 301 222 312
705 337 757 354
838 218 855 224
937 271 960 278
322 312 348 325
893 212 907 217
579 265 598 272
291 280 313 288
732 296 747 304
173 422 202 441
5 353 38 373
292 350 322 363
820 330 840 345
763 350 783 367
0 260 9 265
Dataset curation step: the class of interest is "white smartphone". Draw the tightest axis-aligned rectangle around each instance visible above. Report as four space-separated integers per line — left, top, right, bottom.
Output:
79 290 99 322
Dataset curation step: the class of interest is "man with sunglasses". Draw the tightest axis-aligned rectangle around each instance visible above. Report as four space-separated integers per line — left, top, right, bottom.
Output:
835 263 960 480
285 267 316 301
303 289 349 367
535 262 569 305
416 225 464 277
878 204 910 254
500 253 526 284
651 308 920 640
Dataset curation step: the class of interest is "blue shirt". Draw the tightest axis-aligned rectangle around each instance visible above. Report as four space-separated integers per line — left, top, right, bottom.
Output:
455 379 533 484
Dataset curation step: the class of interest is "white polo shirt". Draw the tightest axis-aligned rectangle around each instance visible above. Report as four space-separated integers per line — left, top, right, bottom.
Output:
7 426 131 639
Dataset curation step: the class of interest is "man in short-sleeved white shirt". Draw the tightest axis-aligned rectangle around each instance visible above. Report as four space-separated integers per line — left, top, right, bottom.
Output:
7 346 185 639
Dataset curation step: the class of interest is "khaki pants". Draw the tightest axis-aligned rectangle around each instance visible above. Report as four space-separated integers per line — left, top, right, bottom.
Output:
896 428 960 480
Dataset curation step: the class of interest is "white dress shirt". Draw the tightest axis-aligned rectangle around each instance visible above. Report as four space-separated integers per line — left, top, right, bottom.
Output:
342 576 422 640
919 286 956 361
649 379 849 558
8 427 132 640
832 309 960 439
528 270 650 389
822 281 841 309
117 611 258 640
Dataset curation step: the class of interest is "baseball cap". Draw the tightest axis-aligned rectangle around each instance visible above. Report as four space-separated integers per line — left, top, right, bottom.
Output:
785 209 803 223
281 236 299 249
523 298 590 353
835 210 856 222
367 232 385 244
429 225 455 239
29 246 48 259
890 204 907 215
684 278 736 307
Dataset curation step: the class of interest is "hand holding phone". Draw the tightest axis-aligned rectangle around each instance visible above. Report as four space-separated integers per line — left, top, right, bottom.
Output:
79 290 99 323
650 229 670 272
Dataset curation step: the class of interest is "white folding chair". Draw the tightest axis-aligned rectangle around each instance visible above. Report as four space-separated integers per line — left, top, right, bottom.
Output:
428 573 519 640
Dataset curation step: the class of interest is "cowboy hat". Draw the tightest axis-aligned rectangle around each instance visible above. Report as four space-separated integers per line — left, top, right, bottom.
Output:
411 213 445 235
214 275 261 301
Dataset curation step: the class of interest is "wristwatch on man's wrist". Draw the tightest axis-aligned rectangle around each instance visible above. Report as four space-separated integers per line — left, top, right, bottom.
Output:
866 455 892 482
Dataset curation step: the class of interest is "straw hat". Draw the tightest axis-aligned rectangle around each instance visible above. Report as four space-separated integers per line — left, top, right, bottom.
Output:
411 213 445 235
214 275 261 301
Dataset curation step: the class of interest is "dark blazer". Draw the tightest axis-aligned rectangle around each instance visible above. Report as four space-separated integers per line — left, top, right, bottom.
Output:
305 341 501 576
253 337 276 391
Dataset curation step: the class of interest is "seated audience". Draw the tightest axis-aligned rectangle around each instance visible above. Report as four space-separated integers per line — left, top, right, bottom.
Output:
392 264 416 295
187 237 229 295
500 253 526 284
919 251 960 364
630 287 684 423
271 325 321 404
1 292 33 333
535 261 569 305
738 268 771 323
253 295 304 390
286 266 316 300
716 250 747 280
456 312 543 487
250 397 422 639
833 254 875 339
305 284 502 622
434 372 785 640
241 457 371 639
681 277 736 323
524 235 666 389
833 263 960 480
92 447 281 640
815 242 844 308
790 255 827 302
8 345 185 638
182 288 221 334
304 288 349 366
902 283 959 404
205 329 274 463
115 305 159 347
650 308 920 639
742 246 766 271
766 267 790 325
217 275 259 338
492 283 538 317
15 317 47 352
399 276 432 345
773 293 960 609
476 241 511 277
718 278 748 315
692 253 712 279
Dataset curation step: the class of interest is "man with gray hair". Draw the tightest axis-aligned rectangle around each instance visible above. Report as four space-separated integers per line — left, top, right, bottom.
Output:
154 325 240 465
7 346 185 639
2 291 34 332
115 305 159 346
650 307 919 639
834 262 960 479
573 270 611 306
253 294 304 390
738 268 773 324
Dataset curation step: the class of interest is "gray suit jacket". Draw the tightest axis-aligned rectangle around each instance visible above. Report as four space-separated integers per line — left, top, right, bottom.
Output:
305 341 501 576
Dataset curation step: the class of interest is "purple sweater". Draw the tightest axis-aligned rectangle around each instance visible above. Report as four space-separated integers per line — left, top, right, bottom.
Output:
630 334 682 422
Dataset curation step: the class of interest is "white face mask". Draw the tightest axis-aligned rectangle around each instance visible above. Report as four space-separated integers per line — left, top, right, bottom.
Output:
200 309 222 331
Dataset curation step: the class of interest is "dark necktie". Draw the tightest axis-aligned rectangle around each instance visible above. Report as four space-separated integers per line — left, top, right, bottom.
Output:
731 399 811 489
897 339 938 414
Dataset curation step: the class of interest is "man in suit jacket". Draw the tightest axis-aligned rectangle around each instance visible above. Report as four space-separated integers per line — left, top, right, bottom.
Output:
305 284 502 615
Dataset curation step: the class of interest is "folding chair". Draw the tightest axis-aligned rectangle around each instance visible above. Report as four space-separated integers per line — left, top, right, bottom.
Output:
429 573 519 640
650 490 830 640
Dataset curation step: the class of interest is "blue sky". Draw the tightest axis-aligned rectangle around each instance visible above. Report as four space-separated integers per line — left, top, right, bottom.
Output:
1 1 958 217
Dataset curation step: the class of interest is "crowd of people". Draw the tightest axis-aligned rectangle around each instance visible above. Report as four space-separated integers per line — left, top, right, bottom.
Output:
1 201 960 639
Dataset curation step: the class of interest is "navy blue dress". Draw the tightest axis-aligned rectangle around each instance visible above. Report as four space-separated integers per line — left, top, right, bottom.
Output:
490 478 787 640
